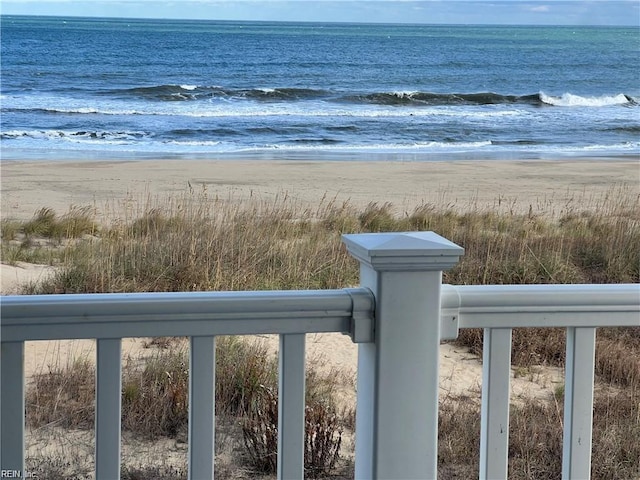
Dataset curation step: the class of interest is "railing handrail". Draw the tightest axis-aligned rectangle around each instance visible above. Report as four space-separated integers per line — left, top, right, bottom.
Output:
0 287 375 343
3 283 637 344
442 283 640 329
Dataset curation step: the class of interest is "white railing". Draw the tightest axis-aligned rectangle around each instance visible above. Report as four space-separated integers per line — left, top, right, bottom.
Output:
1 288 375 479
439 283 640 480
1 231 639 480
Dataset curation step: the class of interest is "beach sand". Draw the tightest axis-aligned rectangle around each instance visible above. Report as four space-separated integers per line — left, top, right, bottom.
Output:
2 157 635 471
2 158 639 222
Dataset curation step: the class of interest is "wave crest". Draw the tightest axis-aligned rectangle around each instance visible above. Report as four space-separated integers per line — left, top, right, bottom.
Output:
539 92 634 107
87 84 640 108
1 129 147 143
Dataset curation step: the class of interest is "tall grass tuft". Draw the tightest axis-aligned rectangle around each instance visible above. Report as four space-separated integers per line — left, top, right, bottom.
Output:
22 206 97 241
27 358 95 430
121 348 189 439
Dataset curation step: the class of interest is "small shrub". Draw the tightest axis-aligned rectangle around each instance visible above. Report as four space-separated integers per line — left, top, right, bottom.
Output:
21 206 97 240
0 243 57 266
58 206 98 238
304 402 343 478
27 358 95 430
358 202 399 232
320 203 360 234
215 336 277 417
241 387 344 478
121 465 187 480
121 349 189 439
241 386 279 474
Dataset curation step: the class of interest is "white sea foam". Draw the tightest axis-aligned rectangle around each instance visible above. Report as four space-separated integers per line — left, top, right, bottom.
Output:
259 140 493 151
392 91 420 97
540 92 631 107
165 140 222 147
167 105 525 119
1 129 147 144
579 141 640 151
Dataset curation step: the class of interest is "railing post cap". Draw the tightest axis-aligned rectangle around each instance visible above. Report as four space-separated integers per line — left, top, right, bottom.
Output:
342 231 464 271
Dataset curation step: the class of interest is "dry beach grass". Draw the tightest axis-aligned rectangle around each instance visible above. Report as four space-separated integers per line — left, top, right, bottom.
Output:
1 158 639 478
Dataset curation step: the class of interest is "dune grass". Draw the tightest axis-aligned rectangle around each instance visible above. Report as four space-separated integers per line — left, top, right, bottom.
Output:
6 189 639 479
15 189 639 296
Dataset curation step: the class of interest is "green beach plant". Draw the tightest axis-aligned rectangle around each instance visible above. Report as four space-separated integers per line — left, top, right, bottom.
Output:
21 206 97 241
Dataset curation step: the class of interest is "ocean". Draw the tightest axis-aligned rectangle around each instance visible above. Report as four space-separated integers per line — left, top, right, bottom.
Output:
1 15 639 161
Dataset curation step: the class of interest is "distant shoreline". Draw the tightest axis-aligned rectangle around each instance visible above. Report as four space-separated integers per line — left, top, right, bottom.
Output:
2 147 639 163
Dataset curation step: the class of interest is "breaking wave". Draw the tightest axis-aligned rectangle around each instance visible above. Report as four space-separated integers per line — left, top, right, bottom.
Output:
93 84 639 108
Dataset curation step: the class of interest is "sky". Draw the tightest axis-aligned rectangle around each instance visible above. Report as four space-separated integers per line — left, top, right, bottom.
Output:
1 0 639 26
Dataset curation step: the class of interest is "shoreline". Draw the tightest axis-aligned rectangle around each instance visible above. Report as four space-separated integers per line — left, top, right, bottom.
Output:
2 157 638 222
1 146 639 163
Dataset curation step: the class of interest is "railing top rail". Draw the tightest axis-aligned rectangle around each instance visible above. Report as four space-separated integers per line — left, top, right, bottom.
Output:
2 283 637 342
443 283 640 329
0 287 375 343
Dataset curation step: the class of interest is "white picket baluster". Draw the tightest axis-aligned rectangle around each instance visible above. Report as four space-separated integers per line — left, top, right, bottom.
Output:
278 333 306 480
188 335 216 479
562 327 596 480
96 338 122 479
480 327 512 479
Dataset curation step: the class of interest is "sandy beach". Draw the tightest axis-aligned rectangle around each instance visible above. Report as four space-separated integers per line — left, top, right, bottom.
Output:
2 158 639 222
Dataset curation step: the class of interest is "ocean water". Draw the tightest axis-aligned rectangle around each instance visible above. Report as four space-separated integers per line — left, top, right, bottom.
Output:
1 15 639 161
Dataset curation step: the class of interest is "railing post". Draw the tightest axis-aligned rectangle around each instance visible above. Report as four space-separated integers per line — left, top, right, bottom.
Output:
343 231 464 480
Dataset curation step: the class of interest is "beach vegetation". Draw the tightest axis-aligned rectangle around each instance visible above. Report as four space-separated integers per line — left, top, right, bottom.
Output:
1 206 98 266
21 206 98 241
27 336 351 478
7 190 639 478
0 218 22 240
0 242 59 266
